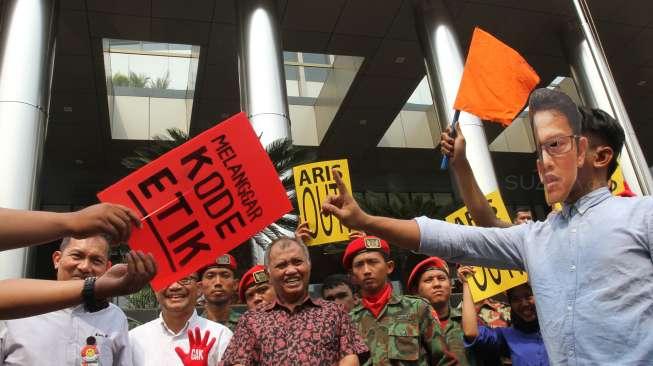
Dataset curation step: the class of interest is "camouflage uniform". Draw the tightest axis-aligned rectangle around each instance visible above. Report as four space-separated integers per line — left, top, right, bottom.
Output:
200 308 241 332
350 293 458 366
221 308 241 332
443 306 471 366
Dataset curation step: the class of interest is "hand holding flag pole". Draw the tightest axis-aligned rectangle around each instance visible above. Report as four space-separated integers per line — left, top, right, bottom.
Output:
440 109 461 170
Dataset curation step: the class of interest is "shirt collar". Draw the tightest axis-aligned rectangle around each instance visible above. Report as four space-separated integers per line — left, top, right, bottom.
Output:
269 294 321 312
159 309 198 337
561 187 611 219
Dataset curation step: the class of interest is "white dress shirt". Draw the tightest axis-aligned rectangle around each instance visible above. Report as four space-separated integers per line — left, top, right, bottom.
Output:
129 310 232 366
0 303 131 365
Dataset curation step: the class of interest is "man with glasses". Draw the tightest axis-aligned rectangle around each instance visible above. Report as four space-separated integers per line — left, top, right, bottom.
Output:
129 273 232 365
321 88 653 364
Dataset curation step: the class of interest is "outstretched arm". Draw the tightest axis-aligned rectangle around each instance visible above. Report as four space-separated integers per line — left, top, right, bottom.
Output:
321 169 526 270
0 251 156 319
0 203 141 250
440 125 512 228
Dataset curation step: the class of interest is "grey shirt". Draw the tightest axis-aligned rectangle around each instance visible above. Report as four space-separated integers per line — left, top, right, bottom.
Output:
416 187 653 365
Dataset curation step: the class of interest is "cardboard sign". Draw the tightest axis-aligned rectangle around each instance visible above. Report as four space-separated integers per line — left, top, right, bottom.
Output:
293 159 352 246
608 164 625 195
445 190 528 302
98 112 292 290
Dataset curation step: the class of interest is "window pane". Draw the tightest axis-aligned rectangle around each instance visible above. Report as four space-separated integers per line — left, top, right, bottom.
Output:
302 53 329 65
304 67 328 82
284 65 299 81
283 51 298 62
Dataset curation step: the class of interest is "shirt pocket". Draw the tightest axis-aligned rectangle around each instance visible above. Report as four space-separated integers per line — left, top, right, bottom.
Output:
387 322 420 362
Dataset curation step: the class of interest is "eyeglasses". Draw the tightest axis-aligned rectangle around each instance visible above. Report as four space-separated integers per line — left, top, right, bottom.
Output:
536 135 579 160
177 276 199 285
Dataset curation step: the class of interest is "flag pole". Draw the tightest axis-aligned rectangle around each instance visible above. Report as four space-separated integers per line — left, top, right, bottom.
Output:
440 109 461 170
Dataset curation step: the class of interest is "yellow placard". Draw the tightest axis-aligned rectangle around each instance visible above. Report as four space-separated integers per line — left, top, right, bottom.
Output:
293 159 352 246
445 190 528 302
608 164 625 195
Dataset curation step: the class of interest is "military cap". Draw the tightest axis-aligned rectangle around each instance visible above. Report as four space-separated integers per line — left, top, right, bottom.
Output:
239 264 269 302
342 236 390 270
407 257 449 292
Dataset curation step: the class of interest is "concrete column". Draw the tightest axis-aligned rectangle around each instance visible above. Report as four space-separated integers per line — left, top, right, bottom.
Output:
413 0 500 195
236 0 291 263
0 0 57 278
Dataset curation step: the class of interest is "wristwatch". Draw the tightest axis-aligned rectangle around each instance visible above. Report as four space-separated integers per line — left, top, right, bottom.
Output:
82 276 98 312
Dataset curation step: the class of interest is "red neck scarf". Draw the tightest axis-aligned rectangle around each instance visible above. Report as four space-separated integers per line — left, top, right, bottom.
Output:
362 283 392 318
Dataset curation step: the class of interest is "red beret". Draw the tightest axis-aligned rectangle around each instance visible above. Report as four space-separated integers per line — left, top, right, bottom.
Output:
198 254 237 277
342 236 390 269
407 257 449 293
239 265 269 302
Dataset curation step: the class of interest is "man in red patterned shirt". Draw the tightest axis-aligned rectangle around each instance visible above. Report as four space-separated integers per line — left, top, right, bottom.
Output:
221 237 369 365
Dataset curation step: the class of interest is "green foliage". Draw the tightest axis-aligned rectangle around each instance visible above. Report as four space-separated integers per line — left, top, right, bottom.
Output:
111 72 130 87
111 71 171 89
128 71 151 88
125 285 158 309
121 128 314 250
152 71 171 89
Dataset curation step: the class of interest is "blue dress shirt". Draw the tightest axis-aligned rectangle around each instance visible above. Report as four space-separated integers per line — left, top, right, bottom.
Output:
416 187 653 365
465 326 549 366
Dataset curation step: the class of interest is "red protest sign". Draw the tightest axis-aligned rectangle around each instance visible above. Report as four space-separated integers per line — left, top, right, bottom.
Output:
98 112 291 290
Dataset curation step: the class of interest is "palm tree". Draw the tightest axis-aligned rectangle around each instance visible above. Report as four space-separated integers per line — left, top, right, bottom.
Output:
110 71 152 88
121 127 314 248
128 71 151 88
151 71 171 89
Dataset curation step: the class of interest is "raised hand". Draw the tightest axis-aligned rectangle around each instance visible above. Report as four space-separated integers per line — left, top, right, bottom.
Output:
320 169 370 230
294 218 313 243
348 230 366 240
95 251 157 298
457 265 476 284
175 327 216 366
65 203 142 245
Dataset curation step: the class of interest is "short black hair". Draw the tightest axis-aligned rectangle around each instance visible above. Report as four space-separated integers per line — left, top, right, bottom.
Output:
529 88 582 136
59 236 110 257
579 106 625 178
321 274 359 297
514 206 532 214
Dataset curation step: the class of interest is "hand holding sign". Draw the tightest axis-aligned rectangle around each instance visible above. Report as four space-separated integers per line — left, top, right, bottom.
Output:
175 327 215 366
98 113 291 290
445 192 528 302
67 203 142 245
294 160 354 245
294 218 312 244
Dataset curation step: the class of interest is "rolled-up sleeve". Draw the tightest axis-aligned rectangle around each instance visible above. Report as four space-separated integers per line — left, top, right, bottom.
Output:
415 216 527 270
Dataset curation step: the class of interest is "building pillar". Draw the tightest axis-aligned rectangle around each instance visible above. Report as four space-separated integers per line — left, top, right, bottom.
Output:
236 0 291 263
413 0 500 195
0 0 56 278
563 0 653 195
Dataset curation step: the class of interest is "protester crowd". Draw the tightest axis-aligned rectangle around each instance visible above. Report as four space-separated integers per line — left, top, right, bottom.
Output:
0 87 651 366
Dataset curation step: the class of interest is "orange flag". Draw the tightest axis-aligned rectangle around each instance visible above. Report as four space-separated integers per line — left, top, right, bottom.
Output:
454 28 540 126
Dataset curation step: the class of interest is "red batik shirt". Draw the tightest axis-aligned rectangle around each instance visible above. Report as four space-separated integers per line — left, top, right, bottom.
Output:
220 297 368 366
